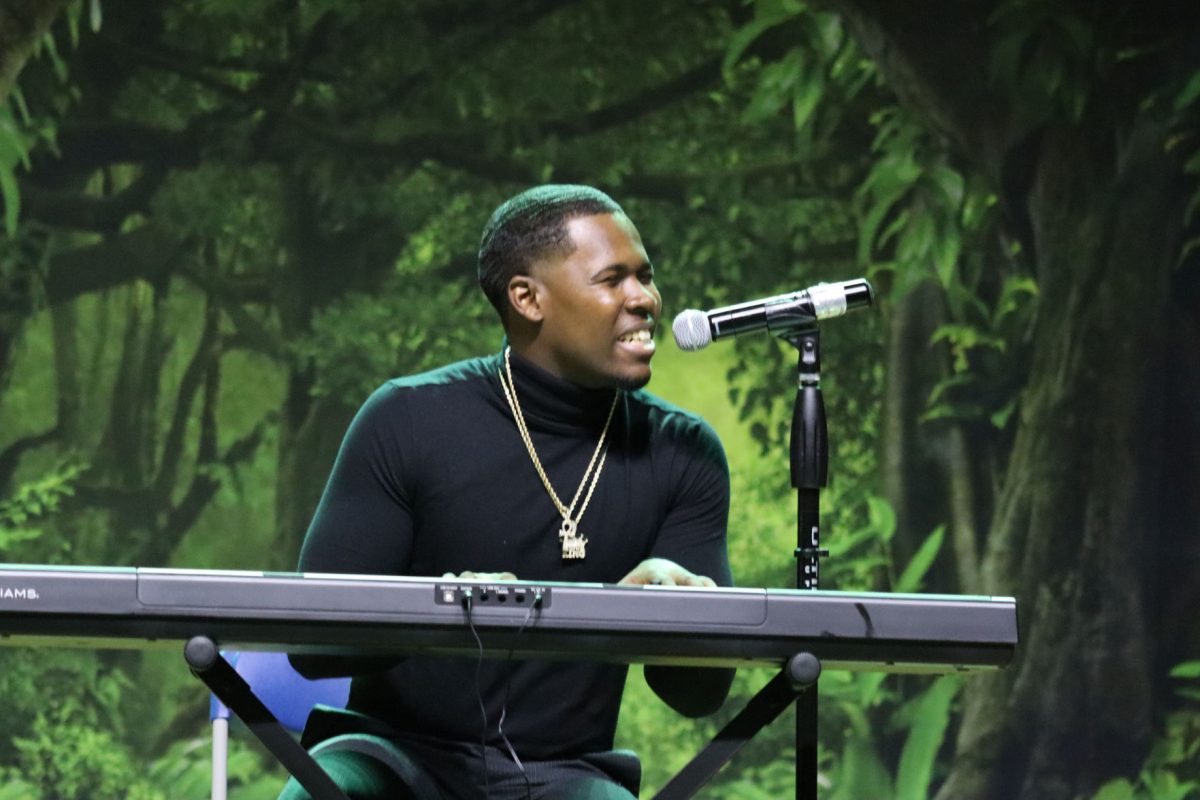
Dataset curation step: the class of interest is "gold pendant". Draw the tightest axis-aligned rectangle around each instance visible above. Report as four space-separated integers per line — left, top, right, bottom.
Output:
559 518 587 560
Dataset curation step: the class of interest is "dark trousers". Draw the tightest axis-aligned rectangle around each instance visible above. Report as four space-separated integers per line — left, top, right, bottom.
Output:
276 731 641 800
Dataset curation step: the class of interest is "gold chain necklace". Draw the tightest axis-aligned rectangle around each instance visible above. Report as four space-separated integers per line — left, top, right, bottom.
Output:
498 347 618 560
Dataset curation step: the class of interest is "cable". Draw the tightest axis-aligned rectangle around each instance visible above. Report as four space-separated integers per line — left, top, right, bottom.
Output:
462 588 492 799
495 591 543 800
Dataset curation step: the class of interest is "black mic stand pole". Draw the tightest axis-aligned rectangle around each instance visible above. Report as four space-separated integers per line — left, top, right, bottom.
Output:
786 326 828 800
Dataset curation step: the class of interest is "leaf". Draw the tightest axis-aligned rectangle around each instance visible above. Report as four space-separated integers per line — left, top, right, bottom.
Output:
901 212 936 265
1174 70 1200 111
741 49 805 123
855 670 889 708
933 222 962 288
829 734 894 800
723 9 802 78
994 274 1040 323
928 165 965 209
926 372 974 405
895 525 945 594
1168 661 1200 679
1091 778 1136 800
895 676 961 800
865 495 897 540
990 398 1019 429
0 166 20 237
791 67 825 131
1141 770 1198 800
858 181 910 263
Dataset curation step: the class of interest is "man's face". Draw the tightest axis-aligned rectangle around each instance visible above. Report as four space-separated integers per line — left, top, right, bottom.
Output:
520 213 661 389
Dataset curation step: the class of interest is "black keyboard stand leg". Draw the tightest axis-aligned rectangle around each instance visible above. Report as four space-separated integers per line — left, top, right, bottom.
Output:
797 681 819 800
652 653 821 800
183 636 351 800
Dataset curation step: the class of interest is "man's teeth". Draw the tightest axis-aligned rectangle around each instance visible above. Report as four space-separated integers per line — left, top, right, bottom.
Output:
619 330 653 345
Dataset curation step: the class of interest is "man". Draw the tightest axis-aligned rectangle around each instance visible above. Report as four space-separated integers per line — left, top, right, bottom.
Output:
283 185 733 799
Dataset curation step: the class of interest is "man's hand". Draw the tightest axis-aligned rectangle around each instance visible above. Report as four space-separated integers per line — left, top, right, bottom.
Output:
618 558 715 587
441 570 517 581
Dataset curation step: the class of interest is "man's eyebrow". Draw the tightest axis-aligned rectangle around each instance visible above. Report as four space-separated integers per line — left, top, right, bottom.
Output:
596 260 654 274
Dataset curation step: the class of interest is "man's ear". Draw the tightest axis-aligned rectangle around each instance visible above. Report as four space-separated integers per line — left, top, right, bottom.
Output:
507 274 545 323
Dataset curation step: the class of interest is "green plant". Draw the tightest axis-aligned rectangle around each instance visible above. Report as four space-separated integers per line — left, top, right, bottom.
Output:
1090 662 1200 800
12 708 163 800
0 461 86 556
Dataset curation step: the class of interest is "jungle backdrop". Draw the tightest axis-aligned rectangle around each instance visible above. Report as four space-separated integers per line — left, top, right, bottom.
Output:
1 1 1199 798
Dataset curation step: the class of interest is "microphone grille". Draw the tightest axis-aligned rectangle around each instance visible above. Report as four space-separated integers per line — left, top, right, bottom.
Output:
671 310 712 352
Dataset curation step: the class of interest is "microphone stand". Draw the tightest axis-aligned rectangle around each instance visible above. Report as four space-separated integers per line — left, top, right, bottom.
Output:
786 325 827 800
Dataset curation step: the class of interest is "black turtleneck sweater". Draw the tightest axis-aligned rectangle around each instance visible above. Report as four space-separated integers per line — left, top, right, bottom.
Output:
296 349 731 759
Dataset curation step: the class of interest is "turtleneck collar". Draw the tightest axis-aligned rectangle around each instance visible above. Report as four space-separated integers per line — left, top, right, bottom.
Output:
495 347 620 433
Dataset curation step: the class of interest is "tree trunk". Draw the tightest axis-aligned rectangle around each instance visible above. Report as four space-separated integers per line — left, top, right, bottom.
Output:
274 378 355 568
268 172 399 567
881 281 945 570
935 115 1183 800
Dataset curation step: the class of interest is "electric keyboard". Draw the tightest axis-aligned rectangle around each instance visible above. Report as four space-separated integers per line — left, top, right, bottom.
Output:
0 565 1017 672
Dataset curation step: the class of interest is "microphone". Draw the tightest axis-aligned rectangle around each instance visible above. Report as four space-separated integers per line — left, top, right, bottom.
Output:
671 278 874 352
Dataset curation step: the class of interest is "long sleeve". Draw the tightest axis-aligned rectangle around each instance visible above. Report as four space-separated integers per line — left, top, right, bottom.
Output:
298 383 417 576
291 383 416 679
644 414 735 717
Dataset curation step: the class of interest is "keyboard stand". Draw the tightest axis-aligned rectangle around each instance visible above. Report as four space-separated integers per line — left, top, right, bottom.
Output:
187 634 821 800
184 636 351 800
652 652 821 799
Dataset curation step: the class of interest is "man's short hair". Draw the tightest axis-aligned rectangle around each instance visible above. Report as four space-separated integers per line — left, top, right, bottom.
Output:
478 184 624 320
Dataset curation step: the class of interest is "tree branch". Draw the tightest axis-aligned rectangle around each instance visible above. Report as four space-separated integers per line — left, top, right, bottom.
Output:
180 266 284 360
0 426 59 495
43 225 189 305
21 167 167 231
363 0 589 116
157 414 270 559
33 120 202 181
817 0 1011 178
153 299 219 501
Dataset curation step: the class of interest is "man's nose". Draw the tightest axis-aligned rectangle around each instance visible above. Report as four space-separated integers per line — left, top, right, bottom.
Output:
624 279 659 315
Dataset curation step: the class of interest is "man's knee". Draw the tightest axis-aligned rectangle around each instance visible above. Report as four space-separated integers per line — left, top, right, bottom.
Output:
276 741 438 800
537 776 638 800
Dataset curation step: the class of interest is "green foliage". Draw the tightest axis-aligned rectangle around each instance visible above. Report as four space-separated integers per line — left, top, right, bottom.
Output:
0 461 86 555
143 735 284 800
1170 68 1200 266
0 646 166 800
817 526 955 799
855 99 1039 431
856 107 966 300
11 708 163 800
0 0 83 239
725 0 875 150
0 103 29 237
815 673 961 800
711 757 796 798
987 0 1101 127
294 278 496 406
893 674 959 799
0 777 37 800
1090 663 1200 800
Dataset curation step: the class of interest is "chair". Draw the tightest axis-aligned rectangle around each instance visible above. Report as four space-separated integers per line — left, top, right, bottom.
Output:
209 651 351 800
